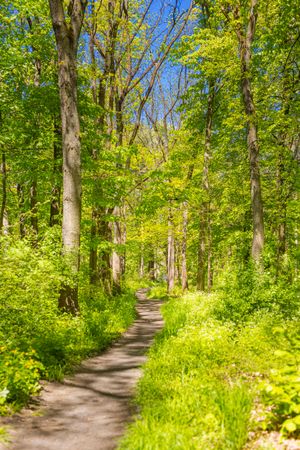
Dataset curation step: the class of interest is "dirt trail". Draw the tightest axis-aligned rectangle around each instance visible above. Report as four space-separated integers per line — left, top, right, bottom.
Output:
0 289 163 450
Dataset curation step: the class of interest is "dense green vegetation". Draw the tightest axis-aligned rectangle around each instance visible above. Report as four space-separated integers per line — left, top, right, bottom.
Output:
120 278 300 449
0 0 299 447
0 236 136 413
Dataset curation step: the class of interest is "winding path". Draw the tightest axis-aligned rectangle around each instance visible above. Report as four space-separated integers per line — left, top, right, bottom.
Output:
1 289 163 450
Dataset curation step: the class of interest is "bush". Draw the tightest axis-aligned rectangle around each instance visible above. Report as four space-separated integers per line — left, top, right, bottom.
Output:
0 236 137 413
213 263 300 323
260 325 300 438
0 346 44 414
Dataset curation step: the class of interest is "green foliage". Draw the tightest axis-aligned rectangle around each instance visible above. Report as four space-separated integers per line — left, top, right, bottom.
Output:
0 237 136 413
119 292 259 450
213 263 300 323
0 346 44 414
120 283 300 448
147 284 169 301
260 326 300 438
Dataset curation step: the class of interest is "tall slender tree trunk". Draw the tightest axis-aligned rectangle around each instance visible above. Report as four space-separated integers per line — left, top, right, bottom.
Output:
197 211 206 291
207 212 213 291
237 0 264 261
197 79 215 291
0 151 8 235
98 208 113 294
112 206 122 293
88 1 118 292
30 179 38 238
50 119 62 227
17 183 26 239
181 202 188 290
139 247 145 279
120 205 126 275
112 96 126 289
276 144 287 277
89 208 98 285
167 212 175 293
148 247 156 281
49 0 87 313
88 28 101 286
0 113 9 236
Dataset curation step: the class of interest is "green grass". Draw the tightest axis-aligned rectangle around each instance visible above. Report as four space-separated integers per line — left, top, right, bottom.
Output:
119 290 298 450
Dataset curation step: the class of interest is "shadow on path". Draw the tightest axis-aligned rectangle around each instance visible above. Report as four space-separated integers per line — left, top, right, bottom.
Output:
0 289 163 450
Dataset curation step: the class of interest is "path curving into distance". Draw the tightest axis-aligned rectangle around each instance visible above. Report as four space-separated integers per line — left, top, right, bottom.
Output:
0 289 163 450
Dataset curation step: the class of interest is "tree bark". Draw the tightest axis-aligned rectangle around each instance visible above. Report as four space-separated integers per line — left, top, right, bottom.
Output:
0 114 8 236
17 184 26 239
167 212 175 293
139 248 144 279
112 206 122 293
50 119 62 227
98 209 113 294
275 143 288 277
181 202 188 291
49 0 87 313
112 95 126 288
30 179 38 238
197 211 206 291
237 0 264 261
89 208 98 285
88 31 106 288
0 151 7 234
207 213 213 291
197 79 215 291
148 247 156 281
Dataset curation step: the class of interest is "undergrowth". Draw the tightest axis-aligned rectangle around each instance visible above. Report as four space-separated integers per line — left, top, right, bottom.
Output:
119 270 300 450
0 236 136 415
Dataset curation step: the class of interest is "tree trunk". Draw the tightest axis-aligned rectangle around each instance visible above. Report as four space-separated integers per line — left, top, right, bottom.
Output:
237 0 264 261
49 0 87 313
112 206 122 293
30 179 38 238
197 79 215 291
148 247 156 281
89 208 98 285
167 212 175 293
207 212 213 291
276 145 287 277
0 112 8 236
112 96 126 288
0 151 8 235
98 208 113 294
17 183 26 239
197 211 206 291
88 11 116 291
181 202 188 290
139 248 144 279
50 119 62 227
204 79 214 290
88 29 101 286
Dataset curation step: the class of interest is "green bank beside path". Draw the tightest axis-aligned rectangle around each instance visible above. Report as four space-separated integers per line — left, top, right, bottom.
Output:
119 288 300 450
0 240 137 416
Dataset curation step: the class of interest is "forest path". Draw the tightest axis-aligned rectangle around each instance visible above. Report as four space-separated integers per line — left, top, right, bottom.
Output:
1 289 163 450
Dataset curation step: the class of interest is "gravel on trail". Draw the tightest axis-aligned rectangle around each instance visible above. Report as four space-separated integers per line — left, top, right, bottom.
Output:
0 289 163 450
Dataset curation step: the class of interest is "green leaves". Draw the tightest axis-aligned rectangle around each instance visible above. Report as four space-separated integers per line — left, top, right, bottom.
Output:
260 327 300 437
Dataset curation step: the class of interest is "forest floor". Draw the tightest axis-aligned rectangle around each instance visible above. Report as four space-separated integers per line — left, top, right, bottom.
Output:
0 289 163 450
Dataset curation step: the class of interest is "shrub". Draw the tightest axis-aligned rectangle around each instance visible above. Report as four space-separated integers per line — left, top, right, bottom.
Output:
260 326 300 438
0 236 137 413
0 346 44 414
